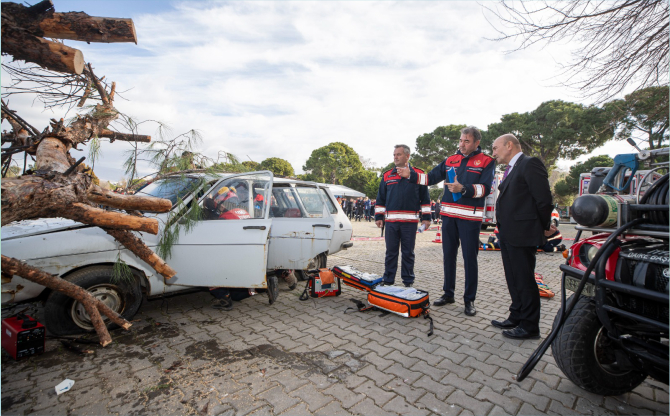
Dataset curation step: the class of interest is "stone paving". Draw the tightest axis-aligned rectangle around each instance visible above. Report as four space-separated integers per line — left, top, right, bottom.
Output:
1 221 668 415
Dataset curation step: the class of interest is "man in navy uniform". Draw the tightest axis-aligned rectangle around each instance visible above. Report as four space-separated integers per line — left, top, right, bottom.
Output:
399 126 495 316
375 145 432 287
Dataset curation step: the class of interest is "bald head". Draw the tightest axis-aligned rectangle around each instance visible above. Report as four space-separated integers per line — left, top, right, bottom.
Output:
492 134 522 165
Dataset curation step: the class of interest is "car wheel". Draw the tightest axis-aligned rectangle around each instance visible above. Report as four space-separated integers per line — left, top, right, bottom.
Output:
295 270 310 281
551 295 647 395
318 253 328 269
44 266 143 336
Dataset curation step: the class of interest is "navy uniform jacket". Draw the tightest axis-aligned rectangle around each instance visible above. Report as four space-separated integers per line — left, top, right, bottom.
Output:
375 165 431 223
410 147 495 221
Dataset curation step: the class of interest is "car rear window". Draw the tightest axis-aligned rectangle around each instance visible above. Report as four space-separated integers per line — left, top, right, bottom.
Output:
295 187 324 218
318 188 339 215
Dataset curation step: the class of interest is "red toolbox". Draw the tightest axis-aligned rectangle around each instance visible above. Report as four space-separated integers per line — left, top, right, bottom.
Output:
2 314 45 360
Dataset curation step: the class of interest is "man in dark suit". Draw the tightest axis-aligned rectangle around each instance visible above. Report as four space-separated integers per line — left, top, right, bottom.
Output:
490 134 555 339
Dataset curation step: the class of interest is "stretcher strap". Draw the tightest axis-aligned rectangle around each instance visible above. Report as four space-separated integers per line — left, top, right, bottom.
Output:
423 310 434 336
299 281 310 301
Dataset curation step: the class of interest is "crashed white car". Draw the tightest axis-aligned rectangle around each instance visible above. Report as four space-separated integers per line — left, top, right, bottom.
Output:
1 171 353 334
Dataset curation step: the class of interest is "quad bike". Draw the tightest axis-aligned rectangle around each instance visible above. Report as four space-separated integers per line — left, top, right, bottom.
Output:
518 140 669 395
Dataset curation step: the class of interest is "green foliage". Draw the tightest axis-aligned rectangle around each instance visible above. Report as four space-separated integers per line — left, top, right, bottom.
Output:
241 161 260 171
429 186 443 202
364 174 381 198
89 136 101 169
412 124 467 171
484 100 616 170
343 169 377 194
258 157 295 177
605 86 669 162
302 142 365 185
112 253 134 284
553 155 614 198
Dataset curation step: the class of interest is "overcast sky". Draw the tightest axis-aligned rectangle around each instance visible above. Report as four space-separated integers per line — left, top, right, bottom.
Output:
2 0 636 182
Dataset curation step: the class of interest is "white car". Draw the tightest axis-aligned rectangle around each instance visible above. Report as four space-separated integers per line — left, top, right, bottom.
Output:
1 171 353 334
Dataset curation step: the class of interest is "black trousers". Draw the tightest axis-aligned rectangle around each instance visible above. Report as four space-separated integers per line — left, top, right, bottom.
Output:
499 239 541 332
441 216 480 302
383 222 417 285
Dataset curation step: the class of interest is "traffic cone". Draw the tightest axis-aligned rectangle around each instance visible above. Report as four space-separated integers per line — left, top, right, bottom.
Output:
433 230 442 243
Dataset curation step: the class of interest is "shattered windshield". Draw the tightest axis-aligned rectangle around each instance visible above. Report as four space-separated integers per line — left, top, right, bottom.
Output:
135 177 201 206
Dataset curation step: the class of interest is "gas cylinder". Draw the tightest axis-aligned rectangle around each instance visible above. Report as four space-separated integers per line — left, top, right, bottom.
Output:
571 194 636 227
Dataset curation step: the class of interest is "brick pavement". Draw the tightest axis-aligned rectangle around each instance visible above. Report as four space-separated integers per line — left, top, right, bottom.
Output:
1 221 668 415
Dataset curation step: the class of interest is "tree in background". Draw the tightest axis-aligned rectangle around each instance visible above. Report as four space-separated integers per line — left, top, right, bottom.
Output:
486 0 668 102
554 155 614 205
484 100 616 170
605 86 669 162
258 157 294 177
412 124 466 171
302 142 365 185
429 186 443 202
364 175 381 198
241 160 260 171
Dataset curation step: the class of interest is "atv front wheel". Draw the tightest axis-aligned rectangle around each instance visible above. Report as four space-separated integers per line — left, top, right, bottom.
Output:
551 295 647 395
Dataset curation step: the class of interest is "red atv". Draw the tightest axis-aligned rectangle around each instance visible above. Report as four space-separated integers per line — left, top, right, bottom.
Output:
518 144 669 395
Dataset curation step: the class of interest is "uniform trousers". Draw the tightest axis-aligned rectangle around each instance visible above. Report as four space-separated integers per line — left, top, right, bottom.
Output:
441 216 481 302
383 222 417 285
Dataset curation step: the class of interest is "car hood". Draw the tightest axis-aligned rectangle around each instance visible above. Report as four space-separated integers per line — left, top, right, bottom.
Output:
1 218 90 241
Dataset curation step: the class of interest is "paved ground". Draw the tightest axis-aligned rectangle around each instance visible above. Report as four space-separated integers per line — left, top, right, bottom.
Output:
1 221 668 415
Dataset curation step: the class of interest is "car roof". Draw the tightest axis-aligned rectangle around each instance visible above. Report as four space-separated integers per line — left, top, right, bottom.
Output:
160 171 320 186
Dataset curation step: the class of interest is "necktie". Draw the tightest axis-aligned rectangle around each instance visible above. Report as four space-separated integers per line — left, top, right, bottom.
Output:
502 165 511 182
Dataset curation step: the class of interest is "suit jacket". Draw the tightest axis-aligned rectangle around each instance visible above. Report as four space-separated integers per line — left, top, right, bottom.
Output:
496 154 553 247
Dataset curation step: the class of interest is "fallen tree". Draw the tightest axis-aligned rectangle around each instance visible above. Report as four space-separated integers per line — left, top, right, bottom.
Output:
1 0 176 345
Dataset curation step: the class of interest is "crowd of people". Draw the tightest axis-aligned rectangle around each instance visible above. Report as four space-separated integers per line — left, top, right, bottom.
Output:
337 196 376 222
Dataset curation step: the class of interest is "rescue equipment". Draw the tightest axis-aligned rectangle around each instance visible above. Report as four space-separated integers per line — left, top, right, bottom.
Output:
333 265 382 291
1 313 45 360
299 268 341 300
534 273 555 298
348 285 433 336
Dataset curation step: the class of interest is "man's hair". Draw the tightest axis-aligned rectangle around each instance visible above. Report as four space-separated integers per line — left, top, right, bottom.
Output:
500 133 521 149
394 144 411 156
460 126 482 143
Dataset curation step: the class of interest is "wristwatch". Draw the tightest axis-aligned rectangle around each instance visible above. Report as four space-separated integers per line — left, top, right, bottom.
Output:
460 187 467 196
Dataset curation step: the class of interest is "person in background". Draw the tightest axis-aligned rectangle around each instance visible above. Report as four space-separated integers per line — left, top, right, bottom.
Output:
364 197 371 221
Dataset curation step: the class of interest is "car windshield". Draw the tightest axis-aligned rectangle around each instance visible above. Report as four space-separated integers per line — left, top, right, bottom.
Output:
136 177 201 206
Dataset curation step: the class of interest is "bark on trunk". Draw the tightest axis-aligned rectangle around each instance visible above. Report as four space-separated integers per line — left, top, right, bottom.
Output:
1 255 132 346
34 137 71 172
99 129 151 143
87 185 172 212
39 13 137 44
62 203 159 234
1 27 85 74
104 229 177 280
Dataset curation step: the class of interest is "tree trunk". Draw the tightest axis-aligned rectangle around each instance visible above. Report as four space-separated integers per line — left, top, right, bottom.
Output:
1 255 132 347
104 229 177 280
34 137 71 171
39 13 137 44
87 185 172 212
62 203 159 234
1 26 84 74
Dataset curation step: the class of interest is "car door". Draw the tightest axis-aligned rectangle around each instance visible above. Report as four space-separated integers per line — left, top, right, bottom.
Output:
266 183 334 270
165 172 273 288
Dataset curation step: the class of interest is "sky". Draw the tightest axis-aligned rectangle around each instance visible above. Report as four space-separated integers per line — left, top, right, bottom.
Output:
2 0 639 182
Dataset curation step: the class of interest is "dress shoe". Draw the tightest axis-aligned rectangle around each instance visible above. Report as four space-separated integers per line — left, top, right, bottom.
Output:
502 327 540 340
433 294 455 306
464 301 476 316
380 281 393 286
403 282 413 288
491 319 518 329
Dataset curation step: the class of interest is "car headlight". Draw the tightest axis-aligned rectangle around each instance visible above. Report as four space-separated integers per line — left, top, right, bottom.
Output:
578 243 598 268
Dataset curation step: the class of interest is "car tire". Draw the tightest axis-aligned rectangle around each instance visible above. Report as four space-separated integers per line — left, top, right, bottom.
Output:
551 295 647 395
267 275 279 304
44 266 143 336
